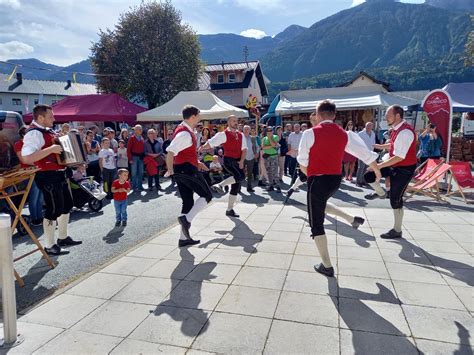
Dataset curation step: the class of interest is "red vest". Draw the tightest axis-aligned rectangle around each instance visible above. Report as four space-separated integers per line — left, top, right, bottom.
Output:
389 122 417 167
26 127 64 171
223 130 242 159
307 122 348 176
173 124 198 167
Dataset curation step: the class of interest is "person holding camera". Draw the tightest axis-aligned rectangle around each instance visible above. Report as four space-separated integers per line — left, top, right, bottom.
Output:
418 123 442 164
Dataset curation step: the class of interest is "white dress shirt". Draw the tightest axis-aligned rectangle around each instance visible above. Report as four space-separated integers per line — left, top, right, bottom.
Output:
287 131 303 158
297 121 378 168
391 120 415 159
166 122 195 155
22 121 47 156
207 129 247 151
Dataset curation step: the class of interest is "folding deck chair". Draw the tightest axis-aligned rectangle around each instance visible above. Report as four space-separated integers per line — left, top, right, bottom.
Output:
405 161 452 201
446 161 474 204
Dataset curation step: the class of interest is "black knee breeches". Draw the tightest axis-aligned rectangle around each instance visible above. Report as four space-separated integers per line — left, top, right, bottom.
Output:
307 175 341 237
35 170 73 221
223 157 245 195
174 163 213 215
365 165 416 209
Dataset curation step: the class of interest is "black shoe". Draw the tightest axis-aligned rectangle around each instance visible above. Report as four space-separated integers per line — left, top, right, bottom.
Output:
267 186 274 192
380 229 402 239
247 188 255 193
211 184 225 194
275 186 281 193
45 244 70 256
365 192 385 200
314 263 334 277
148 187 154 191
178 238 200 247
115 221 121 227
178 215 191 239
156 185 162 191
279 179 283 183
57 236 83 247
351 216 365 229
122 220 127 227
258 180 266 187
226 209 240 218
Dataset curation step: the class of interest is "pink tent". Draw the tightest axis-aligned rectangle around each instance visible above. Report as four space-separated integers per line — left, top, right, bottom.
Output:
23 94 146 123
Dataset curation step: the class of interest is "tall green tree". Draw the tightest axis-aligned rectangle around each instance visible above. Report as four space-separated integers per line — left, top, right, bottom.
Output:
90 1 201 108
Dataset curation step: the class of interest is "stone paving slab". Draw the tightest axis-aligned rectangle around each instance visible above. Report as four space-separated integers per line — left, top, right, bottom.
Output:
4 202 474 354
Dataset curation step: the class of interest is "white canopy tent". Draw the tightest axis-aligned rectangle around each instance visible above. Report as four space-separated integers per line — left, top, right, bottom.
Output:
137 90 249 122
275 85 420 115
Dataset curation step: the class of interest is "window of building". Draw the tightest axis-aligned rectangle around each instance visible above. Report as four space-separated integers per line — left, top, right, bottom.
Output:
34 99 39 105
0 97 2 105
217 74 224 84
12 98 21 106
228 73 236 83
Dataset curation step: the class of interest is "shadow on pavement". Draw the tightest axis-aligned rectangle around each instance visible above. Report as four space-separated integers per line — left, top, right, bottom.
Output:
331 278 419 355
394 239 474 287
154 247 214 338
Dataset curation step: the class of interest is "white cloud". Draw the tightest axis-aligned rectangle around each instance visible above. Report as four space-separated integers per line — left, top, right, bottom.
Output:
352 0 365 6
240 28 267 39
0 0 20 9
0 41 34 60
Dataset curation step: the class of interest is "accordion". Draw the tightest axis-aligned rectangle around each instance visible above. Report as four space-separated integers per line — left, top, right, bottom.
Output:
57 133 87 167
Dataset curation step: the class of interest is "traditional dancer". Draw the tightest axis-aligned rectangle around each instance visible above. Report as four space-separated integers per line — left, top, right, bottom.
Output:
364 105 417 239
165 105 213 247
298 100 381 277
199 115 247 218
285 111 369 230
21 104 82 256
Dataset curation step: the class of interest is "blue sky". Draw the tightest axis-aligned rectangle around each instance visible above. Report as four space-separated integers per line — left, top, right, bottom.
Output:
0 0 424 66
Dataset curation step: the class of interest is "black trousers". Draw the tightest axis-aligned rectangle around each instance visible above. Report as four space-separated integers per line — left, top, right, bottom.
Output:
35 170 73 221
174 163 213 215
307 175 341 236
223 157 245 195
365 165 416 209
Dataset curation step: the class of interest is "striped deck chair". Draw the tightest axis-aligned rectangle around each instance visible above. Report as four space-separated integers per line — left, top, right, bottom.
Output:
446 161 474 204
405 162 452 201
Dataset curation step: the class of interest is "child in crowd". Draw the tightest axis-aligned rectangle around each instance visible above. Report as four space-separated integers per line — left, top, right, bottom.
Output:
72 164 87 182
98 137 117 199
116 139 128 169
111 169 130 227
209 155 224 184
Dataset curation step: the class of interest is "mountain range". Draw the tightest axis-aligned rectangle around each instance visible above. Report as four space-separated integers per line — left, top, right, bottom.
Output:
1 0 472 94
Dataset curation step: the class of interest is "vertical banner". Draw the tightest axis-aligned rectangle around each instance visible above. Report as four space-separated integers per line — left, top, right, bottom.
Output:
422 90 453 162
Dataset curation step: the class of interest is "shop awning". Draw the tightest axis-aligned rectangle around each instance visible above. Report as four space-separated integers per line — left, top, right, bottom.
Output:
275 85 420 115
23 93 145 123
442 82 474 113
137 90 249 122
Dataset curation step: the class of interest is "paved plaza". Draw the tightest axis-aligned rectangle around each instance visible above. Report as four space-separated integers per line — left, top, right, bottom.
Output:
1 201 473 354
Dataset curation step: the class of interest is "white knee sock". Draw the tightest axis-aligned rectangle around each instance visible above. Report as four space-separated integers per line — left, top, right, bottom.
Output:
227 194 237 211
314 234 332 268
43 219 56 248
290 177 304 191
393 208 404 233
219 176 236 187
179 228 187 240
325 202 354 224
369 182 386 196
185 197 207 223
57 213 69 240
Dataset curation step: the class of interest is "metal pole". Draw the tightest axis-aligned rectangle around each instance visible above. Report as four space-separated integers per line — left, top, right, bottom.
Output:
0 213 24 349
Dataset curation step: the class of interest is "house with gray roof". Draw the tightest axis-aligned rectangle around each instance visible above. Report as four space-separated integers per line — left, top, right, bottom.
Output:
0 73 97 115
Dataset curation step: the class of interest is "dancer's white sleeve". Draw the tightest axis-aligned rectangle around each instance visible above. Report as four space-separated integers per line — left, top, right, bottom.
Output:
296 129 314 167
345 131 378 165
207 131 227 148
167 131 193 155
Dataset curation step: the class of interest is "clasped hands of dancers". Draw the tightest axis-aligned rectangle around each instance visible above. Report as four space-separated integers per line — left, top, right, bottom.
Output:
167 101 416 278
